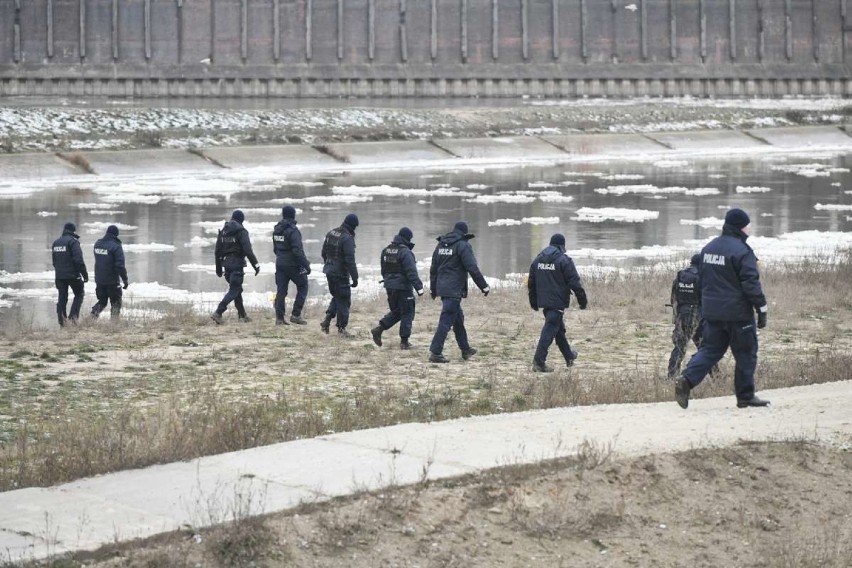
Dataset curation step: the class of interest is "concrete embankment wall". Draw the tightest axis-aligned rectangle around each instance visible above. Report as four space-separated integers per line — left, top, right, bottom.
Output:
1 0 851 98
2 126 852 181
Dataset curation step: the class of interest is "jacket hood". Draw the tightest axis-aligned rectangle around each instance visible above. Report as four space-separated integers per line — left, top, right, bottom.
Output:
274 218 297 231
100 232 121 244
223 219 244 236
340 223 356 236
437 229 473 245
392 234 414 250
722 223 748 242
62 229 80 239
539 245 564 262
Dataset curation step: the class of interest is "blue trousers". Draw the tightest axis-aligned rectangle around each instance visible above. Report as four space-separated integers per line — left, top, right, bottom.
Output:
379 288 416 339
216 268 246 317
56 278 85 325
682 319 758 401
91 284 123 319
429 297 470 355
325 275 352 329
275 266 309 319
534 308 576 366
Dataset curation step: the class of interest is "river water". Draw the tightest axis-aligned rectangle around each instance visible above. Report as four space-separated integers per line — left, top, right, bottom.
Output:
1 151 851 327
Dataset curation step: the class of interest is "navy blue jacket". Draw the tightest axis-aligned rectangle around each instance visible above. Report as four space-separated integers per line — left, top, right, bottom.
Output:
699 225 767 322
215 220 259 271
272 219 310 271
671 266 701 314
381 235 424 292
429 229 488 298
93 233 128 286
527 245 587 310
52 230 88 281
321 223 358 282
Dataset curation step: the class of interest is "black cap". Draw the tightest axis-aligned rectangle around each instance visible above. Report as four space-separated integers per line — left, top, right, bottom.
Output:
106 225 119 237
344 213 359 228
282 205 296 219
399 227 413 241
231 209 245 224
724 208 750 229
63 222 76 233
690 253 701 266
454 221 469 234
549 233 566 247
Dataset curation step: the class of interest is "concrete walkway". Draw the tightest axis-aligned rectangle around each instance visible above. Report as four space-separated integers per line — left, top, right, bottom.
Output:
1 381 850 563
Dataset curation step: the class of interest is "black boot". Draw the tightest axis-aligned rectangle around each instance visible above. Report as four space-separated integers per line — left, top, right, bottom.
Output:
400 338 411 350
371 325 384 347
737 395 770 408
320 315 332 334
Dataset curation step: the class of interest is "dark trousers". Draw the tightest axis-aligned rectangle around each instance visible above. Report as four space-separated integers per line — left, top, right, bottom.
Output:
91 284 123 319
55 278 85 325
682 320 759 401
534 308 576 366
275 267 309 319
429 297 470 355
325 275 352 329
379 289 416 339
667 307 702 377
216 268 246 317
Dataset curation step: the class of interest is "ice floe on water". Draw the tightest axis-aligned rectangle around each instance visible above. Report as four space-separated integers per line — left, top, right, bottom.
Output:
330 185 477 198
82 221 138 233
814 203 852 211
600 174 646 180
101 194 162 205
183 236 217 248
770 163 850 178
76 202 116 209
680 217 724 229
196 220 278 235
573 207 660 223
467 194 536 204
653 160 689 169
537 193 575 203
488 217 560 227
284 181 325 187
571 244 691 260
172 196 220 206
0 270 55 283
736 186 772 194
466 184 489 190
271 194 374 205
594 184 719 197
88 209 126 215
36 211 57 217
124 243 176 253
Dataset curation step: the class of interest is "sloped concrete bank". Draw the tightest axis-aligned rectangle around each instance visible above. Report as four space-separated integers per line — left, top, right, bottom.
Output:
1 125 851 183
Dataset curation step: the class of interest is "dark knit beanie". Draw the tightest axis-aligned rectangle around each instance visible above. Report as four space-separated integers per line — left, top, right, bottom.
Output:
63 222 76 233
231 209 245 224
282 205 296 219
106 225 119 237
724 208 750 229
454 221 469 235
690 253 701 266
550 233 566 247
344 213 359 228
399 227 413 241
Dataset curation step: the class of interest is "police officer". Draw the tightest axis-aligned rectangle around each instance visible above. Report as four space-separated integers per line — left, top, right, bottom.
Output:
428 221 490 363
52 221 88 326
320 213 359 338
676 208 770 409
371 227 425 350
273 205 311 325
211 210 260 324
90 225 128 320
667 254 704 378
527 233 587 372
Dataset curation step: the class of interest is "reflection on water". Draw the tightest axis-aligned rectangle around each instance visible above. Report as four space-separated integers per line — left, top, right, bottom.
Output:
1 153 851 326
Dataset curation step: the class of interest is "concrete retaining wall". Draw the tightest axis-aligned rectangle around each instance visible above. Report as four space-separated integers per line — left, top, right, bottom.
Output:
2 0 852 98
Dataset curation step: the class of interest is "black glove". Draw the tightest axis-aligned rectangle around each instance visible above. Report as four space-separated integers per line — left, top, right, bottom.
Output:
122 280 129 290
301 266 311 275
532 305 539 311
82 274 88 283
351 279 358 288
253 264 260 276
430 291 437 300
580 302 588 310
757 311 767 329
482 286 490 297
216 268 223 278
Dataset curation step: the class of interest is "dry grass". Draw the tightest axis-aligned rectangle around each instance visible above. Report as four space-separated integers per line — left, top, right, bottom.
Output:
0 255 850 492
58 152 94 174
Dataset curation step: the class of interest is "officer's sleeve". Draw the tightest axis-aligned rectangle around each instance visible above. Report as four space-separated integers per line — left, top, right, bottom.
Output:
563 257 587 308
241 230 259 268
71 239 88 281
736 250 767 312
429 245 439 295
460 242 488 291
402 249 423 291
670 277 678 309
115 244 128 285
343 236 358 281
527 262 538 309
291 230 311 271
